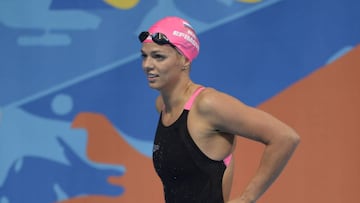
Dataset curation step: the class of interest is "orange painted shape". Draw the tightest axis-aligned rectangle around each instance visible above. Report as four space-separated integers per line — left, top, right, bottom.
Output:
60 112 163 203
231 45 360 202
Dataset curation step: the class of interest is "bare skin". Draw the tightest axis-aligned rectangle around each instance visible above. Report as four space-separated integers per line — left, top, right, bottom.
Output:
141 42 300 203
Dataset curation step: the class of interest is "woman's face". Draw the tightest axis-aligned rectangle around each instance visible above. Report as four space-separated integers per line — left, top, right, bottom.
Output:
140 42 186 90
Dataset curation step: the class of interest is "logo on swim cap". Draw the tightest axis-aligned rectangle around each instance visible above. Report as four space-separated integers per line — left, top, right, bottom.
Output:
183 21 194 30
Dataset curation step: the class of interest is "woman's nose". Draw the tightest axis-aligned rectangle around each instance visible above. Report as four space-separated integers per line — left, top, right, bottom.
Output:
142 57 154 70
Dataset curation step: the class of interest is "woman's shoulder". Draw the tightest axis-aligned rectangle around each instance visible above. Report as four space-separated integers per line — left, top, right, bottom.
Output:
195 87 246 114
195 87 225 112
197 87 229 103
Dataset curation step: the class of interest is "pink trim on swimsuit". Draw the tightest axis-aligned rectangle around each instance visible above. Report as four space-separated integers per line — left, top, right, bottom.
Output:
184 87 205 110
183 86 233 167
223 154 232 167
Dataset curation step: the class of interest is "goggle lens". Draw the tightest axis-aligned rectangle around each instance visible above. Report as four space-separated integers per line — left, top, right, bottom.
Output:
138 31 173 46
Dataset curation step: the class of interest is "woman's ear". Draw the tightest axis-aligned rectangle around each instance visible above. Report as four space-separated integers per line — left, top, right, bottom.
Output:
181 56 191 70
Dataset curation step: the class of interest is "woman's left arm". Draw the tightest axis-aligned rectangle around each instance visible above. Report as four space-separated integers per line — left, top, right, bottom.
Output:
200 89 300 203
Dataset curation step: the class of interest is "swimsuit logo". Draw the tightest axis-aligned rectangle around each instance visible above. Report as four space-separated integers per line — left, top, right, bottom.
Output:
153 144 160 152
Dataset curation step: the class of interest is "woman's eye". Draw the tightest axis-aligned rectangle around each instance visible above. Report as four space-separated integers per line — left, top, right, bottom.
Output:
153 54 166 61
141 53 147 59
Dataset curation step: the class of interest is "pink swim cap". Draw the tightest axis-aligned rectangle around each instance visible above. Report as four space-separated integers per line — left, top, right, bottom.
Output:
143 16 200 62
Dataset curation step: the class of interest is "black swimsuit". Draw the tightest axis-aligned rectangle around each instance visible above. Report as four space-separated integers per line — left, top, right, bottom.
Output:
152 87 227 203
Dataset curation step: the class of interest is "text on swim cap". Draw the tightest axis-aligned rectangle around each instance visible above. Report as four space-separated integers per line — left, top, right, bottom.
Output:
172 30 199 51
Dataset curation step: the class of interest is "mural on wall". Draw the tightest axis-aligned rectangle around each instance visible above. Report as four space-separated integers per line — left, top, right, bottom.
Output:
0 0 359 202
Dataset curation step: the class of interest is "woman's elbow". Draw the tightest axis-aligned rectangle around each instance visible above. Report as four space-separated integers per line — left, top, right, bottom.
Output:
287 129 300 148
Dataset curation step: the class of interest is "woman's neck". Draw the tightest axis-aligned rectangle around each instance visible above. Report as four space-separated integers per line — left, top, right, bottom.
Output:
161 80 198 113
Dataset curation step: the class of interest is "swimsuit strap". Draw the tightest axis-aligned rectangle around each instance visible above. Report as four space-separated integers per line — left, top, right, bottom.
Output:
184 87 205 110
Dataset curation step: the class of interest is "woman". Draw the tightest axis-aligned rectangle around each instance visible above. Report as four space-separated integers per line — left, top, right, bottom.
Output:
138 16 300 203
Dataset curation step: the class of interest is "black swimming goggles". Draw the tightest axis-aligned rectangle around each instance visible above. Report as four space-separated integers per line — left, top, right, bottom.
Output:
138 31 176 47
